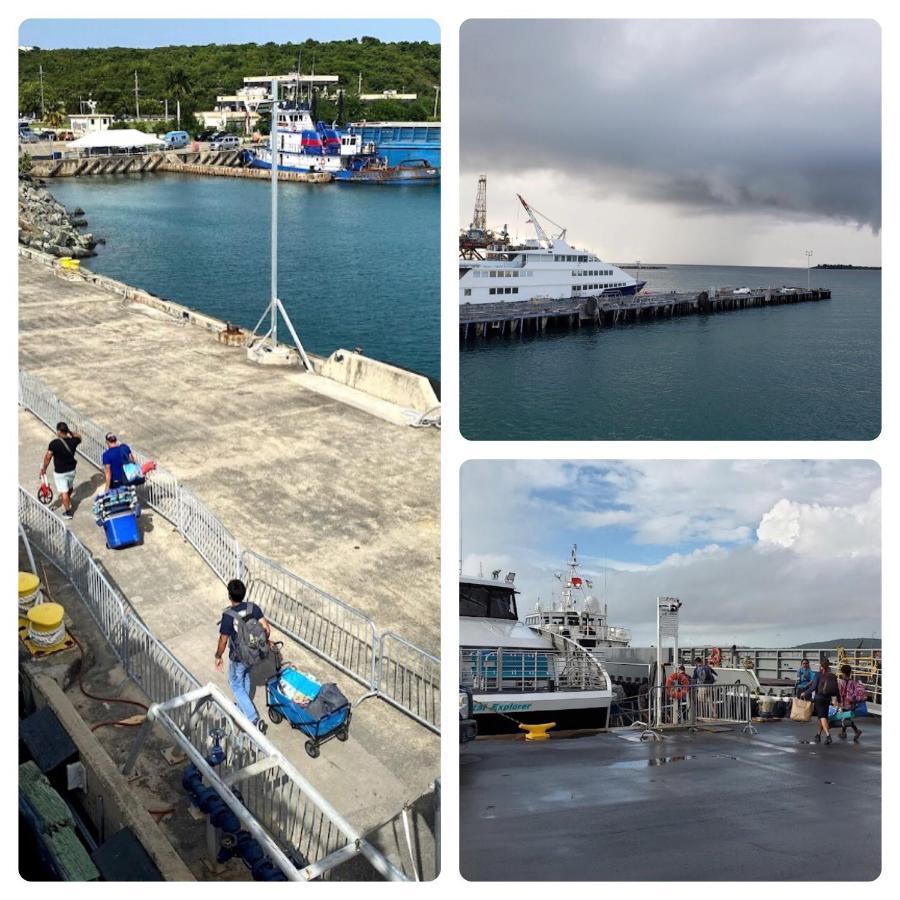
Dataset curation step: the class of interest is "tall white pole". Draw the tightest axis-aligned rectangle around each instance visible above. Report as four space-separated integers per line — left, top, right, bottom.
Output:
270 78 278 346
805 249 813 290
134 71 140 120
39 65 45 119
655 599 663 728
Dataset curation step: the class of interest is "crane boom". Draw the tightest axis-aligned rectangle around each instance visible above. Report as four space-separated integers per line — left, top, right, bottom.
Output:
516 194 566 245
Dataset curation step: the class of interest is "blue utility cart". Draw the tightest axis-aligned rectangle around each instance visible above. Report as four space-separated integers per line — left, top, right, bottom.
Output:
265 665 351 758
92 486 142 549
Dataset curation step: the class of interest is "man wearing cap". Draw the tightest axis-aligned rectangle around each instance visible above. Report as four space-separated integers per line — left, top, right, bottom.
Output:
40 422 82 519
102 433 136 491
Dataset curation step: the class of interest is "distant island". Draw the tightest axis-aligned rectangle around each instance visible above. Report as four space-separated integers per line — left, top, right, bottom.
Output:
814 264 881 270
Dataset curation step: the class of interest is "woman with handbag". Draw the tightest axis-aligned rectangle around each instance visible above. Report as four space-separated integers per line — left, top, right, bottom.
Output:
801 660 840 745
837 664 865 741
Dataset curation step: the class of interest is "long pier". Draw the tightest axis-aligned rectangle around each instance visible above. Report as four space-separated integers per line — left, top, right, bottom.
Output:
459 286 831 340
28 148 332 182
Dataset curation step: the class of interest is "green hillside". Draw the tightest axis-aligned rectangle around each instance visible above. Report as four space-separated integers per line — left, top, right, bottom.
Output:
19 37 440 124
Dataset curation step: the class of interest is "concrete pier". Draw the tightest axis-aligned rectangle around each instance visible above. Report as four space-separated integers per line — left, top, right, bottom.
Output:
459 286 832 340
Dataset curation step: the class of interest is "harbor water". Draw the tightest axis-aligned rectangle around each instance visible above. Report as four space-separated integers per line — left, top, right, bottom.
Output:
460 264 880 440
49 174 440 379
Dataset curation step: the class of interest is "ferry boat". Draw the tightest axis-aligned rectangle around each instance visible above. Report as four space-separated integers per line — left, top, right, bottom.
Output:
244 102 439 184
523 545 632 656
459 569 614 731
348 121 441 168
458 195 645 305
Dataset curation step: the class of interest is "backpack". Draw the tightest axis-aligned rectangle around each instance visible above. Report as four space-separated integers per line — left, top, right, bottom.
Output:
225 603 270 667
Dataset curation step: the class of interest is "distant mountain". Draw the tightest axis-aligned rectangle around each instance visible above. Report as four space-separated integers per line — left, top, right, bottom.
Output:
792 638 881 650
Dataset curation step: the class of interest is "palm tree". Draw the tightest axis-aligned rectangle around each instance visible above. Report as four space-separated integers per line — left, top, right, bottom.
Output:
45 104 66 129
165 68 193 129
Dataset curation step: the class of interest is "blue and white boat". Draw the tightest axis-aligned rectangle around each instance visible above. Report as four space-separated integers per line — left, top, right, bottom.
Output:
459 194 645 305
244 102 439 184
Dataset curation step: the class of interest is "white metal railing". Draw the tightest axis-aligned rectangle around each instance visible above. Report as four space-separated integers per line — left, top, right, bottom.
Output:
18 487 402 879
18 368 441 732
642 684 756 739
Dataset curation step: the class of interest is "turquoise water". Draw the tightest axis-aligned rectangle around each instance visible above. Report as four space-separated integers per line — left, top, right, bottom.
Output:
49 174 440 379
460 265 880 440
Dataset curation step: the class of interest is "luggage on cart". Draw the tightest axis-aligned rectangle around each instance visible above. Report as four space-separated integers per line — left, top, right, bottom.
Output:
265 664 351 758
93 486 142 549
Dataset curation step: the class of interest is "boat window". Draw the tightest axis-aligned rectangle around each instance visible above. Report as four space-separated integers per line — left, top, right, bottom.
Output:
459 583 518 620
489 288 496 295
464 289 471 296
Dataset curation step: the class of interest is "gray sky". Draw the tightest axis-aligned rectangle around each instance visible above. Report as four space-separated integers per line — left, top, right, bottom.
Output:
460 19 881 266
460 460 881 646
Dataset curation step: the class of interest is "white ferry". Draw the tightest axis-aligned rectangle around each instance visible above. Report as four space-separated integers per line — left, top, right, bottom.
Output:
523 545 631 657
459 570 613 730
245 102 439 184
459 195 645 305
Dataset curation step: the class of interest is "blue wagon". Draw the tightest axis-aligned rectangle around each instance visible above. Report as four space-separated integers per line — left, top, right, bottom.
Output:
265 665 351 758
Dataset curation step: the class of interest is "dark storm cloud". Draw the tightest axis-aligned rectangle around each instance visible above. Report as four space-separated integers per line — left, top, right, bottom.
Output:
461 19 881 230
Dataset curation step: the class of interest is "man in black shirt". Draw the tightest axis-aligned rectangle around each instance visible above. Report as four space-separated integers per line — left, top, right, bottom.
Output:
40 421 82 519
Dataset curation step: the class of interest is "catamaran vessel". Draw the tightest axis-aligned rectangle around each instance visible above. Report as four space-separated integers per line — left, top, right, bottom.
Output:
458 195 645 305
459 570 613 730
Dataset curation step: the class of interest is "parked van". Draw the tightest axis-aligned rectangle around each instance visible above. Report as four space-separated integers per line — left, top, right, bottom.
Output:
210 134 240 151
164 130 190 149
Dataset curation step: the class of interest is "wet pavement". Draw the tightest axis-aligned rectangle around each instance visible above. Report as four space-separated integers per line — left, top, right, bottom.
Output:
460 720 880 880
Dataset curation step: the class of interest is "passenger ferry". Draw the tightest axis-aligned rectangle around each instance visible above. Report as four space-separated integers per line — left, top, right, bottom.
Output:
459 195 645 305
459 570 614 730
245 102 439 184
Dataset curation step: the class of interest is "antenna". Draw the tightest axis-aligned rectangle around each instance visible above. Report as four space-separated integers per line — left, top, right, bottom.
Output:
245 79 313 371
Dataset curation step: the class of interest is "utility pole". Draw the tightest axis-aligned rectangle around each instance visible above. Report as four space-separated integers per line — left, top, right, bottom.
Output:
358 72 362 94
164 98 168 121
433 84 440 119
39 64 45 119
804 249 813 290
134 70 140 121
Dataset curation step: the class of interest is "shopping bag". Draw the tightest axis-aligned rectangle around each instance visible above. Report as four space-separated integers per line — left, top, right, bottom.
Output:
123 462 145 485
790 697 814 722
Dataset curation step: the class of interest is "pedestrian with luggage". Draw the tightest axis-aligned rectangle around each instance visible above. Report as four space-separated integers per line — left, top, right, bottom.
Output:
214 579 272 733
40 422 82 519
801 659 840 745
795 658 814 697
102 433 136 490
837 664 865 741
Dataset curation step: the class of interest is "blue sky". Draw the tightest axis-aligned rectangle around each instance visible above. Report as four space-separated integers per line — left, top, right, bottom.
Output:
19 19 439 49
460 460 881 644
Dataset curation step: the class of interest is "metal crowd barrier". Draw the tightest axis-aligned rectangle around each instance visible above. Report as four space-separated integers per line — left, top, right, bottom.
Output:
642 683 756 739
18 487 402 880
18 368 441 733
243 549 378 687
378 633 440 732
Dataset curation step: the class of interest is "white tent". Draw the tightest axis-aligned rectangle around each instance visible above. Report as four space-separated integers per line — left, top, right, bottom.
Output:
69 129 166 150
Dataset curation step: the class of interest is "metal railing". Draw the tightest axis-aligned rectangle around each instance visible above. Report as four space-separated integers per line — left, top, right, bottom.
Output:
243 549 378 688
18 368 440 731
378 633 440 731
680 645 883 705
18 487 402 879
642 683 756 739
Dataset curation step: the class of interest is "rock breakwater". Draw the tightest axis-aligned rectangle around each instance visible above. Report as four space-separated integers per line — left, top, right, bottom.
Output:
18 178 98 258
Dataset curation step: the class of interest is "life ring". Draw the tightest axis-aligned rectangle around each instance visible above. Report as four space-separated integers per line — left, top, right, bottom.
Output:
709 647 722 667
665 671 690 700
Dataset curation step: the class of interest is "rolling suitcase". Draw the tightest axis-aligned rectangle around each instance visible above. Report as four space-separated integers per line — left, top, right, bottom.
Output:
104 511 141 549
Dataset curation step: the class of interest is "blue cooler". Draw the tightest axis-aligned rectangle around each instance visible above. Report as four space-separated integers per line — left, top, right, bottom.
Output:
104 512 141 549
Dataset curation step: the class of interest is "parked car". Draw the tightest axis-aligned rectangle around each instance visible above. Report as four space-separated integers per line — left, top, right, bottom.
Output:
210 133 240 151
57 130 75 141
195 130 217 142
459 686 477 743
18 129 40 144
732 286 751 295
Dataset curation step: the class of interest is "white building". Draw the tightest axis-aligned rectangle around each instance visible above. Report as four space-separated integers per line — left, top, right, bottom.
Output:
70 113 114 136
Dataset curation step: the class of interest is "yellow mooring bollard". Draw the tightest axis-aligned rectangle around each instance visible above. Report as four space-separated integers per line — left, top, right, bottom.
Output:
21 601 73 657
18 572 41 620
518 722 557 741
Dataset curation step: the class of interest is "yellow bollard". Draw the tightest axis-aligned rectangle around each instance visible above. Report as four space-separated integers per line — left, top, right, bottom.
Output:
22 601 73 656
518 722 557 741
18 572 41 616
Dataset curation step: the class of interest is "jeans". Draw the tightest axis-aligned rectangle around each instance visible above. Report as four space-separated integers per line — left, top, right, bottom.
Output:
228 659 260 724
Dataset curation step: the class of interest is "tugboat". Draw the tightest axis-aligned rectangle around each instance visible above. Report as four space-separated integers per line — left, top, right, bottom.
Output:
244 102 439 184
459 568 613 732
